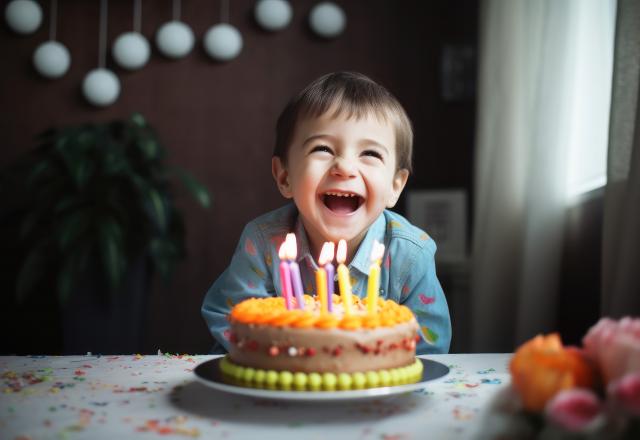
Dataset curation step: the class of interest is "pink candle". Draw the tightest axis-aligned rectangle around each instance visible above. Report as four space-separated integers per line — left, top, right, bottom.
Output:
325 262 335 312
278 242 293 310
285 233 305 310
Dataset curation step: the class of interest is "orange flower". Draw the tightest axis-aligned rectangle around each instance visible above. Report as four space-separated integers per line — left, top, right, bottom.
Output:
509 333 595 412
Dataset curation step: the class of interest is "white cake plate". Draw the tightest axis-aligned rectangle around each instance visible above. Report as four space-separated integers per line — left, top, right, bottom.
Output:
193 357 449 402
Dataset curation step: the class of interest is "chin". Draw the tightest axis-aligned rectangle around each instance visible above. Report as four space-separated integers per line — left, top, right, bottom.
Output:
321 226 362 244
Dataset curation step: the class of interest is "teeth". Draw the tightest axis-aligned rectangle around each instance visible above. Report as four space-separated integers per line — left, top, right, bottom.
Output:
325 192 358 198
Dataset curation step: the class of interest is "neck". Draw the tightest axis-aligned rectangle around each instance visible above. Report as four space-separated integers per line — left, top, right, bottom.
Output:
304 225 367 266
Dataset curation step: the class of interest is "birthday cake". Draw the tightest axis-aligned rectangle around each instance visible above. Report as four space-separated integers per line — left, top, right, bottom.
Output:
220 295 424 391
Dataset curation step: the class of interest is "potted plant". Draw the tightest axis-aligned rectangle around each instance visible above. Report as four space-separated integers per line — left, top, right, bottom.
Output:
1 113 210 354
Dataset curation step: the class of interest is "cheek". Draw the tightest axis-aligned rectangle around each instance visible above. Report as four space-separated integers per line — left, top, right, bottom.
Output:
365 173 394 200
292 172 320 200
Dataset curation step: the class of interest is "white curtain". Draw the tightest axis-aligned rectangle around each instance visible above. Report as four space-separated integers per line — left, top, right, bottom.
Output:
602 0 640 316
471 0 616 352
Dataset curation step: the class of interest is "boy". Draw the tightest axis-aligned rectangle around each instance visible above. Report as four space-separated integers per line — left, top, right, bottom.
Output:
202 71 451 354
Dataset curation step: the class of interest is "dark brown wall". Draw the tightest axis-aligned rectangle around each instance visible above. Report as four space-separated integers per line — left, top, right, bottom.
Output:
1 0 477 354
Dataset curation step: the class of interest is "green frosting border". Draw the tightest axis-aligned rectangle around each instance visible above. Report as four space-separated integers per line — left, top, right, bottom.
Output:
219 355 424 391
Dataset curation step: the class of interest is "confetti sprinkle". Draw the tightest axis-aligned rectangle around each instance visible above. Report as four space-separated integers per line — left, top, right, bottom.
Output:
136 418 200 437
480 378 502 385
452 405 477 421
382 434 409 440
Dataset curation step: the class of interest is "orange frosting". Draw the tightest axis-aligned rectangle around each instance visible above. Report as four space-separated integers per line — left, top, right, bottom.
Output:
229 295 415 330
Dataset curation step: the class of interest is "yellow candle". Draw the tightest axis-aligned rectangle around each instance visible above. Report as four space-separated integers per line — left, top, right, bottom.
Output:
366 265 380 314
315 267 327 313
336 239 353 315
366 241 385 315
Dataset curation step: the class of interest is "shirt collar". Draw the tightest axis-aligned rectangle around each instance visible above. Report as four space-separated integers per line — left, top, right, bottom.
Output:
294 211 387 275
294 215 316 268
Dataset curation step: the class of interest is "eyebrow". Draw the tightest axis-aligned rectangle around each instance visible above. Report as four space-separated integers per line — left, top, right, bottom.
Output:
302 134 390 155
302 134 334 146
359 138 389 155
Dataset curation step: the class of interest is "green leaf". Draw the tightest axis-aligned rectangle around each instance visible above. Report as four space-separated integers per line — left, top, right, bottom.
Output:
56 133 95 189
130 113 146 128
57 208 90 251
54 195 83 215
173 168 212 208
99 218 125 291
132 177 168 233
102 148 130 175
147 187 168 232
138 139 159 161
149 238 178 280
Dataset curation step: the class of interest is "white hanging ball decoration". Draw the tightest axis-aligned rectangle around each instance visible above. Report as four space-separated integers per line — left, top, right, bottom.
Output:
82 68 120 107
33 40 71 78
254 0 292 32
203 23 243 61
5 0 42 34
155 21 194 59
309 2 346 39
112 32 150 70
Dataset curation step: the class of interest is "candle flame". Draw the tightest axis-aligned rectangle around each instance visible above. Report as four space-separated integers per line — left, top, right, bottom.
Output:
336 239 347 264
285 233 297 260
370 241 385 263
319 242 335 265
278 241 287 260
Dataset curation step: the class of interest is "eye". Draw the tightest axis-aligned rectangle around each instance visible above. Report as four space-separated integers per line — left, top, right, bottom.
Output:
310 145 333 154
362 149 384 161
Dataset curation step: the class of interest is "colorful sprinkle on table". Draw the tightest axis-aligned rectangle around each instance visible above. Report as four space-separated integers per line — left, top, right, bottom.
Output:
0 353 511 439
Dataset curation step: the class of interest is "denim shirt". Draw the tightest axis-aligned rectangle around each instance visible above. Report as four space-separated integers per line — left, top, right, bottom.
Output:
201 204 452 355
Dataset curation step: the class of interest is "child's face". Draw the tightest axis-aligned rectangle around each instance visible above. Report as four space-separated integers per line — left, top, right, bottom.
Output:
272 108 409 256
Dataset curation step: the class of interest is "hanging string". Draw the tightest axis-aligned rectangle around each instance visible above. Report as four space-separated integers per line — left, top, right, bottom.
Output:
220 0 229 23
99 0 108 68
173 0 181 21
49 0 57 41
133 0 141 33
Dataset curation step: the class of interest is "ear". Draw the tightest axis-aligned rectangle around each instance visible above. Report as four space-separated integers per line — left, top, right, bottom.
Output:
272 156 293 199
387 168 409 208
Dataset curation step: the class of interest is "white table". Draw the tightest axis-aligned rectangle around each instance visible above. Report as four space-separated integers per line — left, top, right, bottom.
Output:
1 353 512 439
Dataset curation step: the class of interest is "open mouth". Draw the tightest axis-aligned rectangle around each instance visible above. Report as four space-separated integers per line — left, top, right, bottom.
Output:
322 191 365 215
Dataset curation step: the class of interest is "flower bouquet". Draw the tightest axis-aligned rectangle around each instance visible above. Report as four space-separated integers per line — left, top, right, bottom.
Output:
494 317 640 439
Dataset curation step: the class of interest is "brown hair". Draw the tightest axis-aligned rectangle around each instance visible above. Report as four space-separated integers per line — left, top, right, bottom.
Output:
274 71 413 173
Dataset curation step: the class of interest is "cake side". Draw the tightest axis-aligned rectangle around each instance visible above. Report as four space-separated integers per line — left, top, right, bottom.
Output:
229 319 419 373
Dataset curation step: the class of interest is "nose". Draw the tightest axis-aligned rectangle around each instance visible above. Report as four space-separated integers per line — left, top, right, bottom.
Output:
331 156 357 178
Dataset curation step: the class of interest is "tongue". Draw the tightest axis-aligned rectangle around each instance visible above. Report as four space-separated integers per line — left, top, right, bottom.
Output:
324 195 359 214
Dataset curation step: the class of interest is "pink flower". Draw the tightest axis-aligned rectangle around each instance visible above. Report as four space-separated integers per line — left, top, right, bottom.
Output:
582 317 640 385
545 388 604 432
608 372 640 417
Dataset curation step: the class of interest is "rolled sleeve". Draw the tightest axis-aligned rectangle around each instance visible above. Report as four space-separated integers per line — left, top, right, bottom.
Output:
201 222 274 353
400 240 452 354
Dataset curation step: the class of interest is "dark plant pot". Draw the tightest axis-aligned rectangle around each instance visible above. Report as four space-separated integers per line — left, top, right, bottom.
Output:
61 257 150 355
